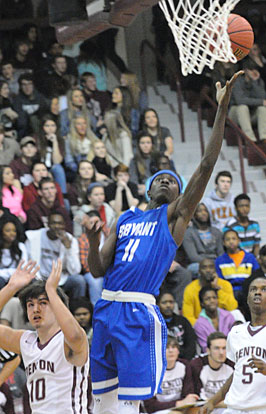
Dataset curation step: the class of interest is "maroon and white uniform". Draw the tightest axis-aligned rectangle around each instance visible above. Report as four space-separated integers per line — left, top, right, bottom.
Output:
20 330 89 414
191 355 234 400
224 323 266 412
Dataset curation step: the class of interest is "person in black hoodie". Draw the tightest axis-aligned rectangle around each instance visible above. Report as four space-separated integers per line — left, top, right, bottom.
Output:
182 202 224 279
157 291 196 360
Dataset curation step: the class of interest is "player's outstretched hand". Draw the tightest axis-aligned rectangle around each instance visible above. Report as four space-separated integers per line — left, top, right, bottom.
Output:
248 354 266 375
199 399 215 414
81 215 104 242
8 260 39 292
216 70 244 107
46 260 62 292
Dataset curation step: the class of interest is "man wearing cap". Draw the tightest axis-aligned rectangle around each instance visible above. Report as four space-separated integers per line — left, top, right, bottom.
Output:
82 72 242 414
10 136 38 187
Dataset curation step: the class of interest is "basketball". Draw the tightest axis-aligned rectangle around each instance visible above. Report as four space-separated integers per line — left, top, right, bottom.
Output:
227 14 254 61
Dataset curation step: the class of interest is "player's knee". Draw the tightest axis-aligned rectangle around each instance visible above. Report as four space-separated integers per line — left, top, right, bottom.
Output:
118 399 140 414
93 389 118 414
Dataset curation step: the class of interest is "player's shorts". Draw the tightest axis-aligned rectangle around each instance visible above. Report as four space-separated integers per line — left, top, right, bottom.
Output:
90 290 167 400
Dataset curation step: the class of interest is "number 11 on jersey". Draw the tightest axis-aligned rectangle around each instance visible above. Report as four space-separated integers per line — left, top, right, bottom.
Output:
122 239 140 262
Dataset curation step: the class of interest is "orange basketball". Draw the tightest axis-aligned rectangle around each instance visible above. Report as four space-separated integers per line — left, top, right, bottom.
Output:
227 14 254 61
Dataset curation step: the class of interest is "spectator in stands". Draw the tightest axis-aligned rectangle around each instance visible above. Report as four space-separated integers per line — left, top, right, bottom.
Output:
45 55 71 98
0 124 20 166
157 291 196 360
228 60 266 148
143 337 198 413
0 296 29 329
246 43 266 86
92 141 113 182
79 210 107 306
38 114 67 197
78 40 107 91
224 193 261 257
111 85 139 137
182 202 224 278
80 72 111 131
73 182 116 237
215 229 259 300
25 211 85 301
22 161 64 212
183 258 238 326
68 160 96 213
60 87 95 139
11 38 36 72
0 80 18 135
13 73 49 139
70 297 93 345
10 136 38 187
0 60 20 96
191 332 234 403
64 115 98 175
0 166 26 223
129 131 157 197
203 171 235 231
240 244 266 320
141 108 174 157
0 216 27 289
194 287 235 352
103 110 133 167
120 70 148 115
26 177 72 233
104 164 139 216
21 23 43 62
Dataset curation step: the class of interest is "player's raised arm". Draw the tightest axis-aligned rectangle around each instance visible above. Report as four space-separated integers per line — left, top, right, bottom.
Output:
168 71 243 245
82 215 118 278
0 261 39 354
45 260 88 366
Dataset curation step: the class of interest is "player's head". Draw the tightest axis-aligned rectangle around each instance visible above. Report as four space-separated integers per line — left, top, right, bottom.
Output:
157 291 175 318
199 258 216 284
247 276 266 316
166 336 180 365
70 297 93 329
147 170 182 205
223 229 240 254
215 171 232 197
234 193 250 219
206 332 227 365
19 280 69 327
199 286 218 313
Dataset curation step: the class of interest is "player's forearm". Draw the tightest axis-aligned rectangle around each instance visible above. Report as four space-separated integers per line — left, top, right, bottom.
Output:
0 356 20 386
208 374 233 406
88 240 105 278
46 288 87 352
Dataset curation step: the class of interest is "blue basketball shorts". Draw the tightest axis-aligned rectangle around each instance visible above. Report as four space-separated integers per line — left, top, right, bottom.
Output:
90 299 167 400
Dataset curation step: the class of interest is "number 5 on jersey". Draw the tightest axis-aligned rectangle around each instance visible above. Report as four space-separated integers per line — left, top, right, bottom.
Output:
122 239 140 262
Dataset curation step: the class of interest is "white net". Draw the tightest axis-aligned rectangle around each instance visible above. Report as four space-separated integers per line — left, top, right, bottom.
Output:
159 0 241 76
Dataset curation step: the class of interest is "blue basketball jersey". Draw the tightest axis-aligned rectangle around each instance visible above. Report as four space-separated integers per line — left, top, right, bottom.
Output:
103 204 177 295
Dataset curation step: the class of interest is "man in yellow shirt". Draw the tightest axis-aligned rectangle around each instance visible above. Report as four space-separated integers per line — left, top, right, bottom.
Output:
182 258 238 326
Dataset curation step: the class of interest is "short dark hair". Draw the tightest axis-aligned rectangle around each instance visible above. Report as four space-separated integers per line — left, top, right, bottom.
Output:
39 176 55 190
199 286 217 304
114 164 129 175
19 280 69 321
1 60 13 68
157 290 174 305
166 336 180 349
18 72 34 86
70 297 93 315
80 72 95 85
215 171 232 184
259 244 266 257
243 60 258 71
85 210 101 219
207 332 227 348
52 54 66 65
223 228 239 241
234 193 250 207
30 161 46 175
48 211 65 223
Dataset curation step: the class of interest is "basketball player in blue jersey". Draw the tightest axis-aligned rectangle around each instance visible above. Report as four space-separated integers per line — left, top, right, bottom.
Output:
82 70 243 414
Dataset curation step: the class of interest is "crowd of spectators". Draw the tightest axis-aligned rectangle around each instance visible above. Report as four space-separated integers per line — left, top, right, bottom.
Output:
0 4 265 413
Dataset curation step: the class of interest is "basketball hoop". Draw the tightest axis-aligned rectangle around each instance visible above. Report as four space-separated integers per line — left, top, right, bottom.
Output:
159 0 241 76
